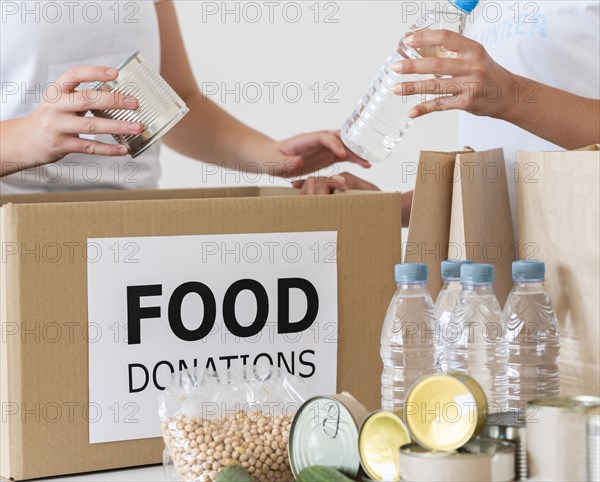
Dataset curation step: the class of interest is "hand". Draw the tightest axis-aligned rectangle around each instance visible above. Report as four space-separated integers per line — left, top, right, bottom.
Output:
259 131 371 178
15 66 143 169
392 30 516 119
292 172 380 195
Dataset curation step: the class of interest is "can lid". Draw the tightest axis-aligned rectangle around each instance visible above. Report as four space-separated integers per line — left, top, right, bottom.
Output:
461 263 494 285
358 411 411 481
528 395 600 412
441 260 474 280
405 374 484 451
512 260 545 281
289 396 362 479
395 263 428 284
449 0 480 14
400 439 514 458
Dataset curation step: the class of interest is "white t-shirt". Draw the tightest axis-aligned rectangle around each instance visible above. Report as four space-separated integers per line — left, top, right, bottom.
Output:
459 0 600 230
0 1 162 194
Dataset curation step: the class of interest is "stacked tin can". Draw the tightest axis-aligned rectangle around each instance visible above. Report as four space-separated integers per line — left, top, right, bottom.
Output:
526 396 600 481
481 411 527 480
589 407 600 482
288 375 516 482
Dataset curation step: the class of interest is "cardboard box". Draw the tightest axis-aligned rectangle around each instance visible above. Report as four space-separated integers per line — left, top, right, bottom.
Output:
0 187 402 480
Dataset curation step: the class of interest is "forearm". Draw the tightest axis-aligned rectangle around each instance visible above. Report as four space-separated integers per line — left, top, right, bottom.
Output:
499 75 600 150
0 119 34 177
162 91 272 169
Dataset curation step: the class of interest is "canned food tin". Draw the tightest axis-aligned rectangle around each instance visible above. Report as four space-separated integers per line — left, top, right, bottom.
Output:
404 373 487 451
91 51 189 157
358 410 411 481
481 410 527 481
588 407 600 482
527 395 600 481
399 439 515 482
288 392 369 479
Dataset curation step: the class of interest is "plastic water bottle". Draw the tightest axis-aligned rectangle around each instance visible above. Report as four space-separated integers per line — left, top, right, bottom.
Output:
381 263 438 411
504 260 560 410
434 260 473 371
341 0 479 163
445 264 509 412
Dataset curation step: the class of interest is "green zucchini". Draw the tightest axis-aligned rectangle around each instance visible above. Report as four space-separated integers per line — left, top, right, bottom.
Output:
296 466 354 482
215 464 253 482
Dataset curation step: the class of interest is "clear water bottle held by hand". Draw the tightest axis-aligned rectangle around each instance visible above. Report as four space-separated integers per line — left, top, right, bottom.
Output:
434 260 473 372
341 0 479 163
445 264 509 412
504 261 560 411
381 263 439 412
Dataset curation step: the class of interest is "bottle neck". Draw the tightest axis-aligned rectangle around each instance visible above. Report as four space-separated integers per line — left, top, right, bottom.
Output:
513 280 546 293
442 278 462 287
396 282 429 294
461 282 494 294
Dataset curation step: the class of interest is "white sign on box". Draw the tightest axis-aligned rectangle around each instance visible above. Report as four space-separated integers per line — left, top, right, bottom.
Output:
87 231 338 444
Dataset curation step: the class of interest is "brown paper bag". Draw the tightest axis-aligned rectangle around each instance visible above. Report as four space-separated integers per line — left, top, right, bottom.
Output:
405 148 515 303
404 150 457 297
449 148 516 304
518 145 600 397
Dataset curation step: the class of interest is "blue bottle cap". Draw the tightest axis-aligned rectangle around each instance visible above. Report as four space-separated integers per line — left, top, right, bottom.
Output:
461 263 494 285
395 263 428 284
441 260 474 280
512 260 545 281
450 0 479 13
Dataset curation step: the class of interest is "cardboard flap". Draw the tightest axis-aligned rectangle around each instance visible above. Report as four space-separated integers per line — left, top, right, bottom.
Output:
0 186 264 207
0 205 24 480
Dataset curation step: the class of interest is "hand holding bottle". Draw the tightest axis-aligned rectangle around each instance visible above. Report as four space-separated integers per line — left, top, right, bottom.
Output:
393 30 517 119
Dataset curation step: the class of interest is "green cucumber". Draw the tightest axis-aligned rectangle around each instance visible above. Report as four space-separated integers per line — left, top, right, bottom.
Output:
215 464 253 482
296 466 354 482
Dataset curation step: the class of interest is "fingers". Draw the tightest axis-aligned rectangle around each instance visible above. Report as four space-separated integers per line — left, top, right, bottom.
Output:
392 56 466 77
409 95 464 118
327 131 371 168
294 175 346 195
393 78 461 96
316 131 347 159
55 66 119 93
62 138 129 157
279 155 303 178
293 172 380 195
405 29 471 53
64 116 143 136
57 90 138 113
341 172 380 191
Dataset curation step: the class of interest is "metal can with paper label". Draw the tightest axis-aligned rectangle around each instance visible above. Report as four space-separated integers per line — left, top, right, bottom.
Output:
588 406 600 482
404 373 487 452
527 395 600 481
91 51 189 158
358 410 411 481
288 392 369 479
399 439 515 482
481 410 527 481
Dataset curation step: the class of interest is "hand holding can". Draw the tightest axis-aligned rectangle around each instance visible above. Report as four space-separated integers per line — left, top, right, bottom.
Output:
13 66 142 169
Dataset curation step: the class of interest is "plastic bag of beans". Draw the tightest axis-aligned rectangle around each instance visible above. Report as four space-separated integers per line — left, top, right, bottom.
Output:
159 366 307 482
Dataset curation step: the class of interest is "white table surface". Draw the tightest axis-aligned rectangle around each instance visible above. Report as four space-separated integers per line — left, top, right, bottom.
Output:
37 466 166 482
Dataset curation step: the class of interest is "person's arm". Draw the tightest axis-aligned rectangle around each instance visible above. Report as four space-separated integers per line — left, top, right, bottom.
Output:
155 0 369 177
0 67 141 177
393 30 600 150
